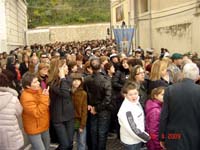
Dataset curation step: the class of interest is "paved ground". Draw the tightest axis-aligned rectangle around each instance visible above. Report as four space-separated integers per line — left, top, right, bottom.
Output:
106 138 124 150
49 138 147 150
49 138 124 150
26 133 147 150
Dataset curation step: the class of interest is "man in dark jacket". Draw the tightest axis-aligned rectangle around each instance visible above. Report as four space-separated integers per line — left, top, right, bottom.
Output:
84 58 112 150
159 63 200 150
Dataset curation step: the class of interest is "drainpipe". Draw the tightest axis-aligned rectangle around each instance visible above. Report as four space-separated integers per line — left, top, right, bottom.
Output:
110 0 113 39
134 0 138 49
149 0 152 48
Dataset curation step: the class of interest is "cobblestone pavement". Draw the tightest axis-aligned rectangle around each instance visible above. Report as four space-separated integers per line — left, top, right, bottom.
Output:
49 138 147 150
49 138 124 150
106 138 124 150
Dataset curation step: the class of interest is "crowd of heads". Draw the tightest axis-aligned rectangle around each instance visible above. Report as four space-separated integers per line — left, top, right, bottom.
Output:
0 39 199 93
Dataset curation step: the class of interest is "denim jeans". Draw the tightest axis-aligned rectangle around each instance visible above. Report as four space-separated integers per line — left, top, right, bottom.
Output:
53 119 74 150
88 110 111 150
28 130 50 150
122 142 142 150
75 127 87 150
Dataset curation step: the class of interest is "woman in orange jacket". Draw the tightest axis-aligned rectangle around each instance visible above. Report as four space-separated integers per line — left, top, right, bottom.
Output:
20 72 50 150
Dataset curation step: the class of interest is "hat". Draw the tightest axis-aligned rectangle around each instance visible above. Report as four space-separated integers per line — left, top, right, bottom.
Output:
164 52 170 57
85 46 91 52
135 48 142 53
146 48 154 53
40 53 48 58
92 47 100 52
100 46 106 51
70 73 82 80
38 63 50 70
109 53 118 60
171 53 183 60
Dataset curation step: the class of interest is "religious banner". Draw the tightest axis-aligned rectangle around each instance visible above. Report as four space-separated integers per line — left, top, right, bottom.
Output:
113 27 134 56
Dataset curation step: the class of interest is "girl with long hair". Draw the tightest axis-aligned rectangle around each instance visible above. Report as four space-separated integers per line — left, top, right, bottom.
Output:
48 57 74 150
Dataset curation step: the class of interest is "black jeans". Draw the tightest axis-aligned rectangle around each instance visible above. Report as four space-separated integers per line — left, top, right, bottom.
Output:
88 110 111 150
53 119 74 150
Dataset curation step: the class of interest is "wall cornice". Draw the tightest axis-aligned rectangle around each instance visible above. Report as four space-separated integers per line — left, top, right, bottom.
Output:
151 0 198 19
111 0 126 7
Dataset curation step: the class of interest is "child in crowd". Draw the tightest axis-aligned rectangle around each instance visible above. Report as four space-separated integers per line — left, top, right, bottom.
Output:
118 81 150 150
71 73 87 150
145 87 165 150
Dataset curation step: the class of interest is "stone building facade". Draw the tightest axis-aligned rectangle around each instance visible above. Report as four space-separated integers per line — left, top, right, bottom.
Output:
111 0 200 54
0 0 27 52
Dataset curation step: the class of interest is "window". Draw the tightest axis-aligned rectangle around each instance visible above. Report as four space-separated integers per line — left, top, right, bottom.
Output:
140 0 148 13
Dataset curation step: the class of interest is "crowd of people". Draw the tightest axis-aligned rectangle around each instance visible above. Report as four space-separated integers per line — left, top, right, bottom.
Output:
0 38 200 150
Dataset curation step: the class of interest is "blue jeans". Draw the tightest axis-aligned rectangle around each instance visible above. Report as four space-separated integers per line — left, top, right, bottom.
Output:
75 127 87 150
88 110 111 150
53 119 74 150
28 130 50 150
122 142 142 150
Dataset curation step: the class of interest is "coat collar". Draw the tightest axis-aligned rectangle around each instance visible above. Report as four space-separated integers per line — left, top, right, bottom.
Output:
23 88 41 94
0 87 18 96
182 78 195 83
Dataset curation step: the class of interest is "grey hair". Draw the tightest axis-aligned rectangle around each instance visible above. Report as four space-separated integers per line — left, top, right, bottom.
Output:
183 63 199 80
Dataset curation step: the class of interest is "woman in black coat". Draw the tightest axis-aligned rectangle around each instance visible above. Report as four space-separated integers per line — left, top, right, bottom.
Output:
19 54 29 76
112 58 130 109
48 57 74 150
6 55 22 95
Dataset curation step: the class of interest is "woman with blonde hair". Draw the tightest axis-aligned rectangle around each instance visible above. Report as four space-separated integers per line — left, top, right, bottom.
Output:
48 57 74 150
148 59 172 95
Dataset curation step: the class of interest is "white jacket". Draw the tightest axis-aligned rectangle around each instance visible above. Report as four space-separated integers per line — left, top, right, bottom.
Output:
0 87 24 150
117 97 150 145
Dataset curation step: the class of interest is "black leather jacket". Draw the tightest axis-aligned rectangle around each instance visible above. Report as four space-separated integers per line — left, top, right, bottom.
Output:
84 72 112 113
